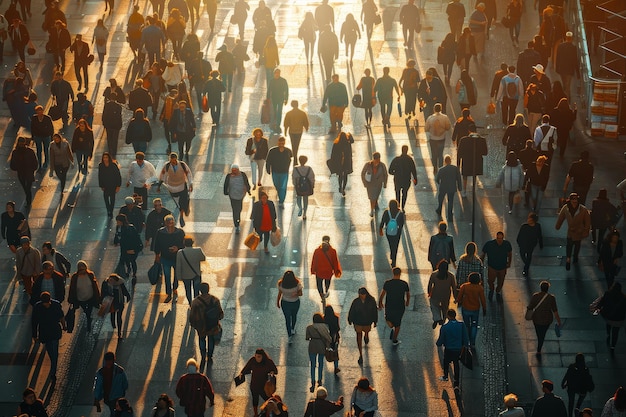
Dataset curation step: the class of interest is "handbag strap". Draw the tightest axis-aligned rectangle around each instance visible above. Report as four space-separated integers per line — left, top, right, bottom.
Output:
531 293 550 312
181 249 200 277
322 250 336 274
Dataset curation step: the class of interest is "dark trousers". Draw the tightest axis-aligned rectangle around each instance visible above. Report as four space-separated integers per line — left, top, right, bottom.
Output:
442 63 453 80
198 331 216 357
103 188 116 216
304 40 314 61
33 135 51 169
386 233 401 267
229 198 243 226
316 277 331 296
281 298 300 336
171 187 190 214
404 87 417 115
442 348 461 385
78 301 93 331
501 97 518 125
110 308 123 336
257 230 270 248
379 97 392 124
105 128 120 158
18 174 33 205
573 185 590 207
565 238 581 261
44 338 59 378
534 323 549 352
210 102 221 124
121 252 138 276
320 54 334 82
338 172 348 192
74 63 88 88
177 134 194 155
289 133 302 163
133 186 148 210
519 246 535 271
592 227 606 243
402 24 415 46
183 276 200 305
567 390 586 417
607 324 620 348
54 165 69 191
53 49 66 70
437 189 456 218
395 182 410 210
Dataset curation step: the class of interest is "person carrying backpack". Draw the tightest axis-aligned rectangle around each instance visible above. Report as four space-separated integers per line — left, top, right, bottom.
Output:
533 114 557 166
189 282 223 364
428 221 456 270
379 200 406 268
496 65 524 126
292 155 315 220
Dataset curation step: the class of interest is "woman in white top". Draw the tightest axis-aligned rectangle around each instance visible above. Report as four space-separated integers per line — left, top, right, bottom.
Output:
276 270 303 343
498 393 525 417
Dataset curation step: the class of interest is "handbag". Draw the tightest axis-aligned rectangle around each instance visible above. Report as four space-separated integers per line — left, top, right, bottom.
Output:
501 15 512 28
374 13 382 25
487 101 496 114
148 262 162 285
459 346 473 369
181 249 201 281
264 373 276 397
244 232 260 250
364 169 372 183
202 94 209 113
270 227 282 247
234 374 246 386
115 260 129 278
98 295 114 317
351 93 362 108
65 306 76 333
525 293 549 320
325 347 339 362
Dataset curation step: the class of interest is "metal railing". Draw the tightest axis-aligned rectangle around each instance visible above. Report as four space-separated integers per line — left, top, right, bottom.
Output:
567 0 594 127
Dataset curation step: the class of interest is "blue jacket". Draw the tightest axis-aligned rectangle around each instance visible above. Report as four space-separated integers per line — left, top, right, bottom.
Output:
436 319 469 350
94 363 128 401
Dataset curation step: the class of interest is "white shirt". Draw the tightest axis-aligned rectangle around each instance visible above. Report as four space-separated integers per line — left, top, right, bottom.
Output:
128 160 157 187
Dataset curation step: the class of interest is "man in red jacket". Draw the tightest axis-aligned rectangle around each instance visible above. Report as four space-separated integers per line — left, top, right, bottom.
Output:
311 235 342 301
175 358 215 417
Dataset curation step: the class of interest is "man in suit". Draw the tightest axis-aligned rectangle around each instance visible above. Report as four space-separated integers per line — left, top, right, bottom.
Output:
128 79 153 114
8 18 29 62
170 101 196 159
399 0 420 49
555 32 580 98
70 34 90 92
49 19 71 72
435 155 462 221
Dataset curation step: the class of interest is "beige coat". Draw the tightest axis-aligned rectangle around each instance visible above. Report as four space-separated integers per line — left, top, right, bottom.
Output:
556 204 591 241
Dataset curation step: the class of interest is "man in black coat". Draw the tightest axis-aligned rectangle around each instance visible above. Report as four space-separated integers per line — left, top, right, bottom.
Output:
69 34 90 92
516 41 542 87
32 292 66 383
555 32 580 98
31 261 66 305
50 71 74 125
399 0 420 49
530 380 567 417
10 137 38 206
102 92 123 158
49 20 71 72
388 145 417 211
8 18 29 62
128 79 153 114
170 101 196 158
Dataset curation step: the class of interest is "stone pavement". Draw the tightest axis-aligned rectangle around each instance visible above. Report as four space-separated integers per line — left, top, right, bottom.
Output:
0 0 624 416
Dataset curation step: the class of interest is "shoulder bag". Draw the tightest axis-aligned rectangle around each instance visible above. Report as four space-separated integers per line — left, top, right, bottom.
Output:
181 249 201 281
322 250 341 278
525 293 549 320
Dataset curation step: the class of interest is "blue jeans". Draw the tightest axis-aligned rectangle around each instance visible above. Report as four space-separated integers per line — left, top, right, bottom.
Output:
309 353 324 384
530 184 544 212
429 139 445 171
33 135 51 169
222 72 233 92
198 331 216 357
281 298 300 336
132 141 147 154
161 258 177 295
75 150 89 174
271 101 283 130
183 276 201 305
462 308 480 346
272 172 289 203
45 338 59 378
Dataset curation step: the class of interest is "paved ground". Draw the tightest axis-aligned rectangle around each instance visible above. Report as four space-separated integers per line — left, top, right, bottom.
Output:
0 0 624 416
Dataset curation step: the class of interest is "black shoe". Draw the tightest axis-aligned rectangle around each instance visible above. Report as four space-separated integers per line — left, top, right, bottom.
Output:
432 321 438 329
364 335 369 345
488 290 494 301
357 356 363 365
566 261 571 271
496 293 503 302
390 328 394 340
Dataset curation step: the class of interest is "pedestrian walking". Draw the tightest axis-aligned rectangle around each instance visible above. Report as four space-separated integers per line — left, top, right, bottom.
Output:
15 236 40 296
8 18 29 62
456 242 483 287
499 393 526 417
101 274 131 339
299 12 317 64
203 70 225 126
153 214 185 302
339 13 360 64
435 155 462 221
323 304 341 374
428 260 457 328
311 236 342 299
469 3 487 58
457 272 485 347
496 151 524 214
237 349 278 417
30 105 53 172
102 93 123 159
517 42 542 87
151 393 176 417
175 358 215 415
419 69 447 120
388 145 417 211
327 132 354 196
436 309 469 387
9 136 37 206
361 152 388 217
502 114 532 155
563 151 594 206
555 32 580 98
40 242 71 279
425 104 452 174
356 69 375 127
550 98 577 157
597 231 623 288
378 267 410 345
525 84 546 131
456 28 476 71
126 152 157 211
399 0 420 49
175 235 205 304
276 270 302 342
170 101 196 158
446 0 465 40
317 24 338 82
455 69 477 112
293 155 314 220
505 0 522 45
98 153 122 220
305 312 332 392
556 193 591 271
114 214 143 281
481 231 513 301
304 387 344 417
561 353 595 417
283 101 309 164
31 291 65 383
496 66 523 125
533 114 556 166
126 5 144 60
374 67 400 129
92 19 108 70
232 0 249 39
439 34 457 85
266 68 288 133
265 136 292 207
49 20 70 73
119 196 145 234
528 281 561 356
399 59 420 121
361 0 378 42
591 189 617 244
158 152 193 223
601 386 626 417
531 379 568 417
451 108 476 152
245 128 269 189
189 283 223 364
71 119 94 176
18 388 48 417
517 212 543 277
315 0 335 31
428 221 456 270
379 200 406 268
596 282 626 353
125 109 152 154
251 191 277 254
70 34 90 92
529 64 551 99
350 377 379 416
223 164 251 233
68 260 100 331
145 198 172 248
321 74 349 134
50 71 74 126
347 287 378 365
1 201 28 253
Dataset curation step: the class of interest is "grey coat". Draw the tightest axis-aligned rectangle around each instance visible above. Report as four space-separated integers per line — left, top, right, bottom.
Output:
49 139 73 169
305 322 332 354
361 161 388 201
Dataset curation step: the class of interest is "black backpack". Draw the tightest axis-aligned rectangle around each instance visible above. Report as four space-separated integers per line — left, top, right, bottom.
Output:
295 167 313 196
